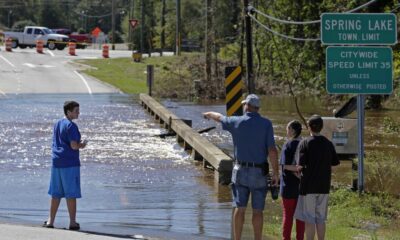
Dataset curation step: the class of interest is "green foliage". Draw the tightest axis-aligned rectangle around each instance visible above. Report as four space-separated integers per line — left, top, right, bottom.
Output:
364 151 398 194
12 20 36 31
383 117 400 133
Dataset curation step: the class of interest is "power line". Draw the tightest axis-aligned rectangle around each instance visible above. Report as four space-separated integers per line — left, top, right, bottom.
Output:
249 14 320 42
250 0 378 25
74 11 112 18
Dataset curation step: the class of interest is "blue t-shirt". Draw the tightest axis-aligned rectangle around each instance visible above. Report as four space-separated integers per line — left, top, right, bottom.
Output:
52 118 81 168
221 112 275 164
279 139 300 199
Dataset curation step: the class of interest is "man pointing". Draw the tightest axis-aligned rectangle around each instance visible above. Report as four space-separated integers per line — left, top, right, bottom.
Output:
203 94 279 240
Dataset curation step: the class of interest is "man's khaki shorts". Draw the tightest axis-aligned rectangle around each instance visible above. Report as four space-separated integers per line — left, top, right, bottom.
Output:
294 194 329 224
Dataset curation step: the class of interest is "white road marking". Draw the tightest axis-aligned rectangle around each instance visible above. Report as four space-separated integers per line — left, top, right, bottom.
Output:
23 63 36 68
46 50 55 57
0 88 6 97
0 55 16 68
73 70 92 95
22 63 55 68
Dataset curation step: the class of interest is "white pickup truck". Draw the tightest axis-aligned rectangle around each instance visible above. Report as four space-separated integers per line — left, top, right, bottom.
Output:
4 26 70 50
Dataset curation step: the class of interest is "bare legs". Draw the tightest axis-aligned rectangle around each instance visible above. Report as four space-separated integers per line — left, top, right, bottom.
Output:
233 207 264 240
305 222 326 240
66 198 78 227
47 198 78 227
252 210 263 240
46 198 60 225
233 207 246 240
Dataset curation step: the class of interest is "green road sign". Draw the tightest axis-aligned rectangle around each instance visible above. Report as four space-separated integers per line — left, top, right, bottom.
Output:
326 46 392 94
321 13 397 45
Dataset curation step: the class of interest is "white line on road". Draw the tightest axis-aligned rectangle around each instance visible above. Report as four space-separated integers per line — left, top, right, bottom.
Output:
73 71 92 95
0 88 6 97
46 50 55 57
0 55 16 68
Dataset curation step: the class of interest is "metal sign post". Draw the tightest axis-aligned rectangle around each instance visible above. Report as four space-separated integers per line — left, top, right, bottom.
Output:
147 65 154 96
357 95 365 193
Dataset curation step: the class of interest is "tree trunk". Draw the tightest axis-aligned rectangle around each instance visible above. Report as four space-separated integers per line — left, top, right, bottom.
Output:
160 0 166 56
205 0 213 87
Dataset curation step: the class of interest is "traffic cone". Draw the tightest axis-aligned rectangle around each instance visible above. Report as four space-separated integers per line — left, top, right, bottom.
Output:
69 42 76 56
5 38 12 52
36 40 44 54
102 44 109 58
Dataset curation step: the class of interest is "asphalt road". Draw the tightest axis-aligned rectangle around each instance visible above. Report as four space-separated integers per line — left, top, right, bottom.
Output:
0 223 154 240
0 46 134 95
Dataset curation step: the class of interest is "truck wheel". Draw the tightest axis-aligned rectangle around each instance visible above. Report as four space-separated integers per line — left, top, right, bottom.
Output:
56 44 65 50
47 41 56 50
19 45 27 49
11 40 18 49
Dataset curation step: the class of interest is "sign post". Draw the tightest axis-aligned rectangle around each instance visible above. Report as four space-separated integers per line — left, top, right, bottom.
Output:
323 13 396 194
357 95 365 192
147 65 154 96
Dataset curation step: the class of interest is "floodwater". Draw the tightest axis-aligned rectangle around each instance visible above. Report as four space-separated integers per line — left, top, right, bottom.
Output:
0 94 231 240
0 94 398 240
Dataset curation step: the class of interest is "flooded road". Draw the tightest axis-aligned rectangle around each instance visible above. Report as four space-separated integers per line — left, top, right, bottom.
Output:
0 93 398 239
0 94 231 240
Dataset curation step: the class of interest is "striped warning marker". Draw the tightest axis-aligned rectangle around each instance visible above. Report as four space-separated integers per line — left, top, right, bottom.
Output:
225 66 243 116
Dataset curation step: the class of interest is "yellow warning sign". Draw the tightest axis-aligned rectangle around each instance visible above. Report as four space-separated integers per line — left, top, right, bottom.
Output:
225 66 243 116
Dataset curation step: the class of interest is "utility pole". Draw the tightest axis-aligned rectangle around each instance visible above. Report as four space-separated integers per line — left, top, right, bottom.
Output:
161 0 166 56
111 0 116 50
175 0 181 56
128 0 134 50
8 10 12 29
140 0 144 54
243 0 255 93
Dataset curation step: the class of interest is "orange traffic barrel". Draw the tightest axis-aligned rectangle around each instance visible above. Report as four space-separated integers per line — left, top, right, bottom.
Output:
102 44 109 58
36 40 44 54
68 42 76 56
5 38 12 52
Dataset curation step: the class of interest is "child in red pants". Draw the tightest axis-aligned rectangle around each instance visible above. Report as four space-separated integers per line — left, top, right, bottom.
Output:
280 120 305 240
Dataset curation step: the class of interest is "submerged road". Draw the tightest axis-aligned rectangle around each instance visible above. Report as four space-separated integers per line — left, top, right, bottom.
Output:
0 46 128 94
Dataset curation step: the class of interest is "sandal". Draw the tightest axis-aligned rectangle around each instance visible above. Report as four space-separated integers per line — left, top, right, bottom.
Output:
42 221 54 228
69 223 80 231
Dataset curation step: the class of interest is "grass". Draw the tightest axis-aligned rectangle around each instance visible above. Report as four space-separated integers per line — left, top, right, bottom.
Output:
76 54 199 95
263 188 400 239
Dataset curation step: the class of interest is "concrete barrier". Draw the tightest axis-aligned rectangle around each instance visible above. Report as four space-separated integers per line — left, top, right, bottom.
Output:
140 94 233 184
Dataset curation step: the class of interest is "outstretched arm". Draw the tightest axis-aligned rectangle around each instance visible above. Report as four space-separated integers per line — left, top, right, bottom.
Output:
202 112 224 123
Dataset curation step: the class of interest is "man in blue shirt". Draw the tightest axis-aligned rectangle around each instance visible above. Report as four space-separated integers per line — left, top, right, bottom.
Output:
203 94 279 240
43 101 87 230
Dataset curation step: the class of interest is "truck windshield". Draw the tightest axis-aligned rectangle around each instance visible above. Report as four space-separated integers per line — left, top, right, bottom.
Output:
42 28 53 34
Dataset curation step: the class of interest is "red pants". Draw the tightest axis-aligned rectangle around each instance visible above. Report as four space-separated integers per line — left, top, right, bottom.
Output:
282 198 305 240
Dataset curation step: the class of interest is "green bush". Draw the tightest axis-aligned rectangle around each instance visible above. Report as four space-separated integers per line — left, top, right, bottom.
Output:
364 151 398 194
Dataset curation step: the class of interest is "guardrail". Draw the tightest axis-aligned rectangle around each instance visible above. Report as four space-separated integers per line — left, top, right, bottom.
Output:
140 93 233 184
